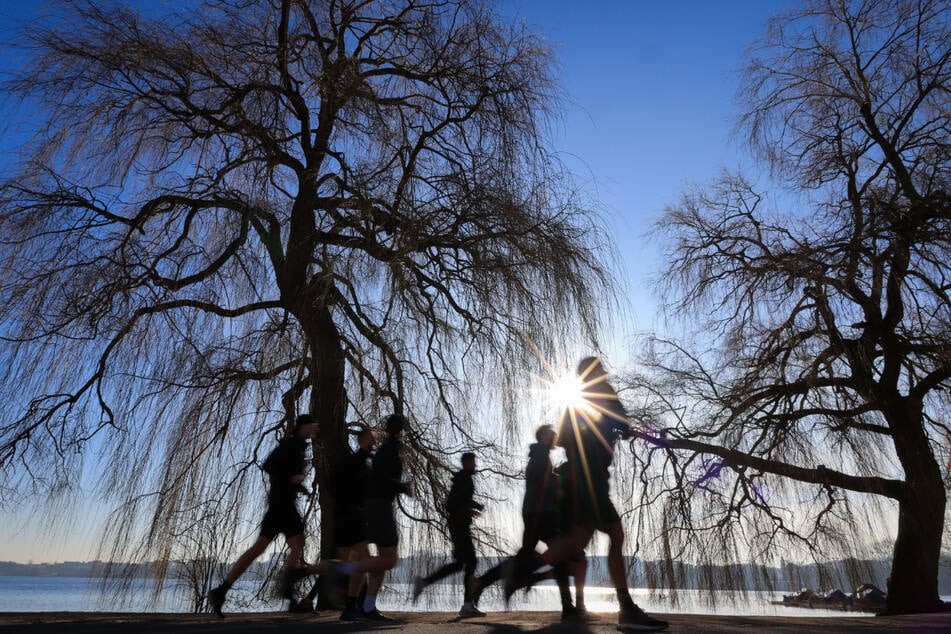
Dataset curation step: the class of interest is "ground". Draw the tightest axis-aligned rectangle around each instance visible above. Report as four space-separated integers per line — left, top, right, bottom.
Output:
2 611 951 633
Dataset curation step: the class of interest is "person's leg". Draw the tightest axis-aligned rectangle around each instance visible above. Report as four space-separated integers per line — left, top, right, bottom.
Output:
536 512 574 614
520 512 541 557
421 559 465 586
279 531 313 606
339 543 370 620
366 570 384 602
225 535 271 585
285 532 306 569
350 498 399 575
553 562 574 611
540 524 591 566
276 501 314 600
304 543 352 605
345 498 399 620
349 546 398 574
505 523 592 602
207 535 272 617
456 525 479 606
574 555 587 611
602 521 633 606
470 556 509 606
505 512 545 590
462 554 477 604
362 545 397 615
345 543 368 598
421 522 470 594
558 556 596 623
602 520 668 630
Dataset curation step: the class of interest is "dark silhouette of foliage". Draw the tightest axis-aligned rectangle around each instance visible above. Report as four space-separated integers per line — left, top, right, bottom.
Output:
618 0 950 615
0 0 612 599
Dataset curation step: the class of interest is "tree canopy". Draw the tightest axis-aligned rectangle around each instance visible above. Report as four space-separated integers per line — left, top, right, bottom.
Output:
622 0 950 615
0 0 613 587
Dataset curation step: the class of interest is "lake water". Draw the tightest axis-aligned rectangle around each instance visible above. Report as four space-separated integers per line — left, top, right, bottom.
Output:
0 576 882 617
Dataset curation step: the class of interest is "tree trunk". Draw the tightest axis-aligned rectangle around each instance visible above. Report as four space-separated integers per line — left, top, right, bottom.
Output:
883 399 948 614
300 300 348 561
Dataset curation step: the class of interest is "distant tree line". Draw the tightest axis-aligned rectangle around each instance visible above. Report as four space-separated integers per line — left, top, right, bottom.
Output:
5 555 950 596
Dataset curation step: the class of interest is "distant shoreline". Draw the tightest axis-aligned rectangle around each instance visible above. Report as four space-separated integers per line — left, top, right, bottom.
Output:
0 556 934 593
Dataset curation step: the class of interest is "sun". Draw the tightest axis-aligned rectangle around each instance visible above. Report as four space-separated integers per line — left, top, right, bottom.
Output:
545 372 595 415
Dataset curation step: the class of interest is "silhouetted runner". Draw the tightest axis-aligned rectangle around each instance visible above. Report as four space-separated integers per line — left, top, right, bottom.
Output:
301 426 374 613
412 452 486 618
472 425 589 622
507 357 669 632
333 414 412 622
207 414 317 618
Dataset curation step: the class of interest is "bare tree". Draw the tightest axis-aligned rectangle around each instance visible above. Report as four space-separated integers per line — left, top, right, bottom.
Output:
0 0 611 594
621 0 950 615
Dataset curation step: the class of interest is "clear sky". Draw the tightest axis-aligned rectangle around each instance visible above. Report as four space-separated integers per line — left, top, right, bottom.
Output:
0 0 788 563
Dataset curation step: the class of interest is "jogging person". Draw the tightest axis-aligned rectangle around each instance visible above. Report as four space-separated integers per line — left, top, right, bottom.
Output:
522 425 589 620
333 413 412 622
301 426 375 614
508 357 669 631
412 452 486 618
472 424 588 621
207 414 317 617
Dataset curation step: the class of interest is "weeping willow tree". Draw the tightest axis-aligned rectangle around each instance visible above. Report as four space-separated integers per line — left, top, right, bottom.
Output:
0 0 613 601
615 0 950 616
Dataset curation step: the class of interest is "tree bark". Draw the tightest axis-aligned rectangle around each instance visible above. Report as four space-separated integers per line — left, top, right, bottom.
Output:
883 399 947 614
299 298 348 560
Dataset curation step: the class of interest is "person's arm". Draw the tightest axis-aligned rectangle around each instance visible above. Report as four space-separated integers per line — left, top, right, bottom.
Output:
375 442 410 496
470 479 484 513
464 474 483 513
596 383 636 439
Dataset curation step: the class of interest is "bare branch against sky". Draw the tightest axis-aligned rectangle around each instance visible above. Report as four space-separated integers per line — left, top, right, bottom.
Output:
0 0 614 594
624 0 951 616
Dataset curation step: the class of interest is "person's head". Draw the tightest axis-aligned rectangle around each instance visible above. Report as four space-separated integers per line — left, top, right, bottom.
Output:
356 427 375 451
577 356 607 382
294 414 317 437
384 413 408 438
535 424 556 448
461 451 476 472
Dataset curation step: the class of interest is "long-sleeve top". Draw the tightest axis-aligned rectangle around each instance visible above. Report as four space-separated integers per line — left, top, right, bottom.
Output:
262 435 308 508
522 442 556 515
557 378 633 482
367 437 408 501
331 447 371 511
445 469 484 526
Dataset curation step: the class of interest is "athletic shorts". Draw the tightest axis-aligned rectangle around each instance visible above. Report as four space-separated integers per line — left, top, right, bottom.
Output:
334 506 367 548
565 477 620 531
259 503 305 540
523 510 559 545
364 497 399 548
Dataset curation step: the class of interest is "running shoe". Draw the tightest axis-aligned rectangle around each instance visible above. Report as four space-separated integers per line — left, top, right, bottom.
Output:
339 604 363 621
412 576 426 602
562 605 599 623
458 603 486 618
361 608 397 622
617 604 669 631
207 585 226 618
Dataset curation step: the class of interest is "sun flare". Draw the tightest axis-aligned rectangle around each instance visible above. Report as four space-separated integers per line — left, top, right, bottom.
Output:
545 372 595 415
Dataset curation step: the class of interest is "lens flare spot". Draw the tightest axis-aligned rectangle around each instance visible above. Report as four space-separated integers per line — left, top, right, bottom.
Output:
546 373 596 415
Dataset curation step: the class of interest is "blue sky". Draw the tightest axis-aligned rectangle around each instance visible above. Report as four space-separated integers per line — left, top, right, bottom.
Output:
0 0 788 563
510 0 786 335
